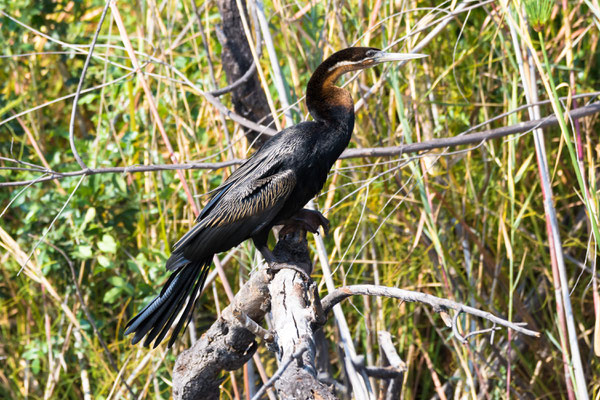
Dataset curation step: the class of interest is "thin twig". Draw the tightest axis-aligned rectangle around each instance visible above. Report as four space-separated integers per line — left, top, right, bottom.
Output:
43 241 136 397
377 331 405 400
341 101 600 158
3 101 599 188
452 311 466 344
232 307 275 343
0 173 50 218
210 60 258 96
192 0 260 99
0 160 240 187
359 366 405 379
68 0 111 170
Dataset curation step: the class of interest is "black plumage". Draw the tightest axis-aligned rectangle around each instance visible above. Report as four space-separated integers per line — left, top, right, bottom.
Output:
125 47 425 348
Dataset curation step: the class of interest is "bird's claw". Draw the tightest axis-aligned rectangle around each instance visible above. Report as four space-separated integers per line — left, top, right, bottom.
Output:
279 209 330 237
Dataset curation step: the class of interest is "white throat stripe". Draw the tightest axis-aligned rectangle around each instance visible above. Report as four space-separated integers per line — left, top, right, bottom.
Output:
327 60 363 72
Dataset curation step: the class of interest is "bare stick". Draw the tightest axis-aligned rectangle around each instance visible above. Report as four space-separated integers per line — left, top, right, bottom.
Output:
377 331 406 400
68 0 111 170
0 160 241 187
340 101 600 159
210 60 257 96
232 307 274 343
321 285 540 338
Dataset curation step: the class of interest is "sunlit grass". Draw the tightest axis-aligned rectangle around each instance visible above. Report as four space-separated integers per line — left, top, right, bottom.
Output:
1 0 599 398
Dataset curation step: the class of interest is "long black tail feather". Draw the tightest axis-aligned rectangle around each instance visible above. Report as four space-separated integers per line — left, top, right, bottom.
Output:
125 259 210 348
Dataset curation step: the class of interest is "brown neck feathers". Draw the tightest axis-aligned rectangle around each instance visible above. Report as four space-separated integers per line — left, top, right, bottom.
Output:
306 61 354 126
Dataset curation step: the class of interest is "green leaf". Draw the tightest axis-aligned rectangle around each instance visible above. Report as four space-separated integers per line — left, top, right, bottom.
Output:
103 287 121 304
75 245 93 259
98 234 117 253
107 276 127 287
31 358 41 375
514 152 534 184
83 207 96 226
97 255 111 268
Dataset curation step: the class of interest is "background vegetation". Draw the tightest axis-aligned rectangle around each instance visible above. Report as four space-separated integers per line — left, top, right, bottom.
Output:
1 0 599 398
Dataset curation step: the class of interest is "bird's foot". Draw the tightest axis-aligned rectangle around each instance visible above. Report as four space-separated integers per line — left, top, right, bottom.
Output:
258 244 312 281
279 209 330 238
268 262 312 282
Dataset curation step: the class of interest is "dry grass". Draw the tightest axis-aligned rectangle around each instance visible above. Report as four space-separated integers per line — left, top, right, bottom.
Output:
1 0 599 398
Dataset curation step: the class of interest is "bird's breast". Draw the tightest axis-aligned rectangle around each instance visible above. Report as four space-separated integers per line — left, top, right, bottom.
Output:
279 137 348 218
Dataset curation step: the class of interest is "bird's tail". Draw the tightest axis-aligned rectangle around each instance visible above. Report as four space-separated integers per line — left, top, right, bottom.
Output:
125 259 210 348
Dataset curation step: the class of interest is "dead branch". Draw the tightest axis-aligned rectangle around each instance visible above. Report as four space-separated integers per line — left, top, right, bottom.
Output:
172 267 271 400
341 101 600 159
266 232 335 400
377 331 406 400
320 285 540 338
172 231 336 400
215 0 273 147
172 231 540 399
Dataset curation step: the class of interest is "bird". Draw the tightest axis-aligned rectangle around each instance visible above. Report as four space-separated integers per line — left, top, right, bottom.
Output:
125 47 426 348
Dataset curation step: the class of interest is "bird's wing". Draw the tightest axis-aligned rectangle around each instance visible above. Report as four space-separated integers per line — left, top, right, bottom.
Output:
167 169 296 269
198 168 296 233
197 142 282 221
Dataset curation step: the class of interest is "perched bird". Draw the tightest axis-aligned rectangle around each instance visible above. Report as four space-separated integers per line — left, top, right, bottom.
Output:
125 47 425 348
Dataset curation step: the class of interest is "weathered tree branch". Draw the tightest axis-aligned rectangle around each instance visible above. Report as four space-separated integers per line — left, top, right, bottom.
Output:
0 160 242 187
341 101 600 159
266 233 336 399
321 285 540 338
377 331 406 400
215 0 273 147
172 231 539 399
172 231 336 399
172 266 271 399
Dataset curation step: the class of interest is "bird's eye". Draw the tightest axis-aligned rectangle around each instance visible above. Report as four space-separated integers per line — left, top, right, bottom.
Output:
365 50 376 58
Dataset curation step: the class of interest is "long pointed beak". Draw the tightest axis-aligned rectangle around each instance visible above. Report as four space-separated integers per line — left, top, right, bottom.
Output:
372 51 428 63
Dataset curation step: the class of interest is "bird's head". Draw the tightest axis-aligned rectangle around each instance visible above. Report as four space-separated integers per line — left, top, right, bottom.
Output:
307 47 426 123
323 47 427 75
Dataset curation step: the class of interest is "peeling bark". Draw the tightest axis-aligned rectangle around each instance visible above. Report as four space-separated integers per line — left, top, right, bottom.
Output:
268 233 336 400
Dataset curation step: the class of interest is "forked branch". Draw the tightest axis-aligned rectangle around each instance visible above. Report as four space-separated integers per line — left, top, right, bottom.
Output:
173 232 539 400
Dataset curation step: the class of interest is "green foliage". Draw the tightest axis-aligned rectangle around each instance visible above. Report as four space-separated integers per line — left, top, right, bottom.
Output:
523 0 554 32
1 0 599 399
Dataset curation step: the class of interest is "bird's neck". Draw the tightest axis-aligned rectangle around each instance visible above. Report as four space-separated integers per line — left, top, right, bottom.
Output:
306 64 355 131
